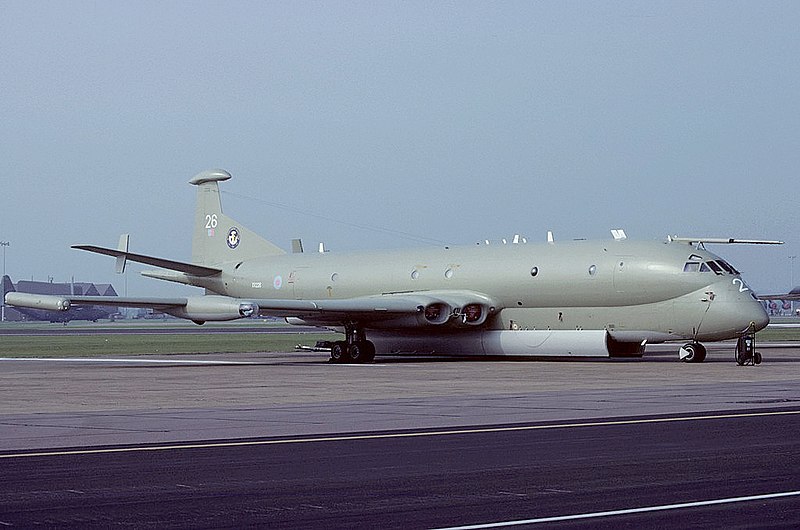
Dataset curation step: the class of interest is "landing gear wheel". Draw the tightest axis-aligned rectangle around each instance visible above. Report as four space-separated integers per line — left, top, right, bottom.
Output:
330 341 350 363
361 341 376 363
754 351 762 365
347 341 376 363
681 342 707 363
348 342 364 363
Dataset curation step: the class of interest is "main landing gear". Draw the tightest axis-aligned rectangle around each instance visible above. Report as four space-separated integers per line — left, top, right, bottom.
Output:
330 323 376 364
679 342 707 363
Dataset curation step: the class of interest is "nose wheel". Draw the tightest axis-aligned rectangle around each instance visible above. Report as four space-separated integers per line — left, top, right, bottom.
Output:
679 342 707 363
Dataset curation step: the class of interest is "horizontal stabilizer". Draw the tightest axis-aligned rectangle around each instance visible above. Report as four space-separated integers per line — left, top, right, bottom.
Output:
72 245 222 277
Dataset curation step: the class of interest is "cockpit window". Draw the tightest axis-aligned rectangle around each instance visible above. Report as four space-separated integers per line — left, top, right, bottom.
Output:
684 258 737 274
716 259 739 275
706 261 723 275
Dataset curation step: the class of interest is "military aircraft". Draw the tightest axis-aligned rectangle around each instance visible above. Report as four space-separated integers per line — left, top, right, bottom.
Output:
5 169 779 363
759 287 800 302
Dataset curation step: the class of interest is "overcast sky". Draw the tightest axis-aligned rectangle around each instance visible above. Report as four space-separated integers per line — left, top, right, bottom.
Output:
1 1 798 296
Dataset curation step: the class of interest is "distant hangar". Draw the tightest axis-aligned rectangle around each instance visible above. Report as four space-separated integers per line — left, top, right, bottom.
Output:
2 275 118 322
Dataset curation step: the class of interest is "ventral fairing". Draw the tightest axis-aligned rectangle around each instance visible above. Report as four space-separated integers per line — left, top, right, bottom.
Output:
6 169 779 363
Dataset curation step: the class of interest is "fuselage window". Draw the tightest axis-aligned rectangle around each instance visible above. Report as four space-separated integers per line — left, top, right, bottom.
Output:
700 263 712 273
683 262 700 273
530 266 539 277
706 261 724 275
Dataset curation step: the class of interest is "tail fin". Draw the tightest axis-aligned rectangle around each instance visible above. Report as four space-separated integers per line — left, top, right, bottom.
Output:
2 275 14 304
190 169 285 266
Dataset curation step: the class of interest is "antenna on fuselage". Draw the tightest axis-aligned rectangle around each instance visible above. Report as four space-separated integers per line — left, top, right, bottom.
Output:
547 231 554 244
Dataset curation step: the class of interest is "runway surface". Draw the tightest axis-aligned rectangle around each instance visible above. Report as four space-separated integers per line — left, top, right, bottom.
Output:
1 342 799 527
3 410 800 528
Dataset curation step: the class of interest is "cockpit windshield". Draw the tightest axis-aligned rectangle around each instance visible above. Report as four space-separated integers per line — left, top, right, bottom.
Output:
706 261 723 274
716 259 740 275
682 256 740 275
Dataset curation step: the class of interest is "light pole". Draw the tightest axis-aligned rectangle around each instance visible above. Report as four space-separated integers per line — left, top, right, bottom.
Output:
1 241 9 322
790 255 797 317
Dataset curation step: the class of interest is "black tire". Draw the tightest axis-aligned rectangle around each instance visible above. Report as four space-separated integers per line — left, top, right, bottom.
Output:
331 341 349 363
755 351 762 365
681 342 707 363
348 341 376 363
348 342 364 363
693 343 707 363
362 341 376 363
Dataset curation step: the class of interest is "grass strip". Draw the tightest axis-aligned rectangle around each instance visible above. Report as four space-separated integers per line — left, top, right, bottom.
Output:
0 333 338 358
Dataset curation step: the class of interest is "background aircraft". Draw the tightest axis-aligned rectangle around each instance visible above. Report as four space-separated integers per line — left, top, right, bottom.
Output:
5 169 777 363
758 287 800 317
759 287 800 301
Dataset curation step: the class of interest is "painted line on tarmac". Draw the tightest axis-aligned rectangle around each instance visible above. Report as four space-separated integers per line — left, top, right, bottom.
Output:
2 409 799 460
434 490 800 529
0 357 258 365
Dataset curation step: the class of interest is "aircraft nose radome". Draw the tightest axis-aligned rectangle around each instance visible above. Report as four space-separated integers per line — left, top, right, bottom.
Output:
750 300 770 332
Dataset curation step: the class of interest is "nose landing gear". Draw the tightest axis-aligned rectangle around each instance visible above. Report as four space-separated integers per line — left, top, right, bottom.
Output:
735 333 762 366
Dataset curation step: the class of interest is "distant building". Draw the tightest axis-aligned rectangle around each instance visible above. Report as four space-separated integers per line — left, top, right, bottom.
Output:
2 275 119 322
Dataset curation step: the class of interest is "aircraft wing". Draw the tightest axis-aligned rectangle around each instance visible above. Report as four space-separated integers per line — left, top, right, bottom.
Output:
668 236 784 245
6 290 498 328
5 292 188 311
758 291 800 301
250 290 499 328
5 292 262 322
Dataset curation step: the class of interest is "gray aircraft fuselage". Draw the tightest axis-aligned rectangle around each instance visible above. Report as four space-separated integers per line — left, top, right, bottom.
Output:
192 238 766 344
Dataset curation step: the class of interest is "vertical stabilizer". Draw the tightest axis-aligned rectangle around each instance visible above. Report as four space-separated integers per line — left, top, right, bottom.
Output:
190 169 286 266
2 275 15 297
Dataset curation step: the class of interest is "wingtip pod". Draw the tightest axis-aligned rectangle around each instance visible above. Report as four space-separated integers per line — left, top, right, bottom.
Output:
189 169 232 186
5 292 70 311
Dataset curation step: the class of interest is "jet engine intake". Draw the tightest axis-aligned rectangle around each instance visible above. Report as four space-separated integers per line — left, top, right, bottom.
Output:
458 303 488 326
422 302 451 325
